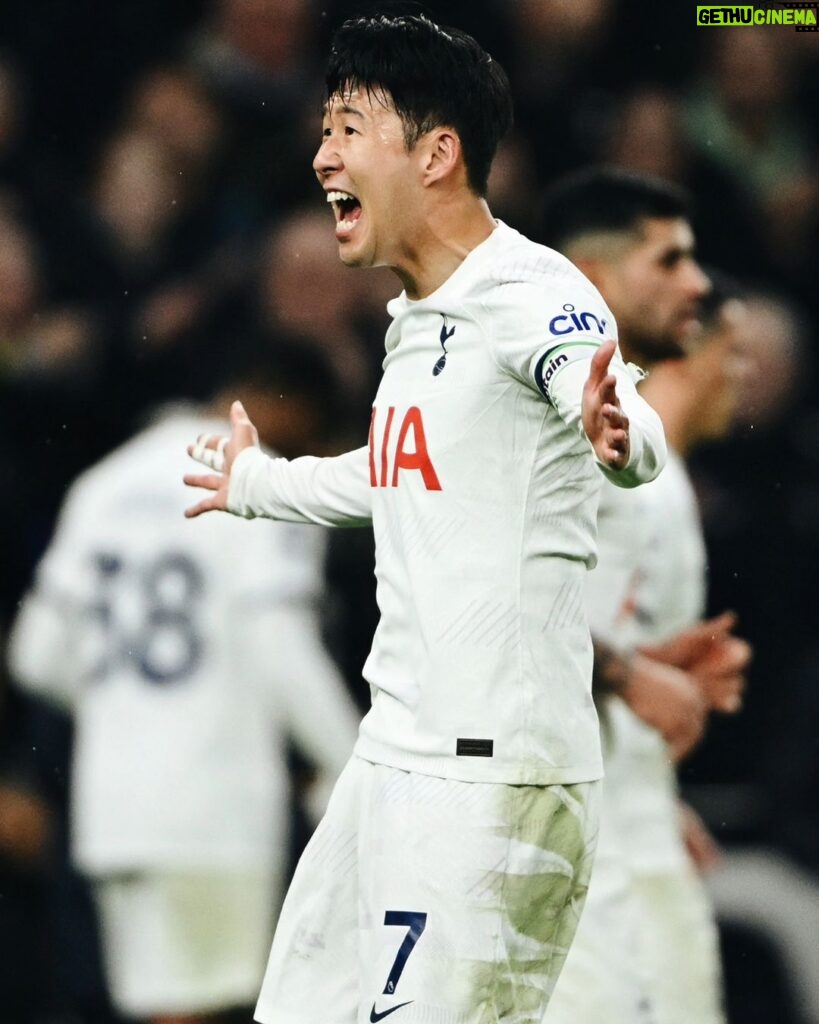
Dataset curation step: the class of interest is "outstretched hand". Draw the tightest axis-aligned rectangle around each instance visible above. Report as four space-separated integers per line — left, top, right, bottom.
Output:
582 340 630 470
184 400 259 518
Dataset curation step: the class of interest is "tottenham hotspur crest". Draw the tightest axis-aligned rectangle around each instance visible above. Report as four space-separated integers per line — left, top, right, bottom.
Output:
433 314 456 375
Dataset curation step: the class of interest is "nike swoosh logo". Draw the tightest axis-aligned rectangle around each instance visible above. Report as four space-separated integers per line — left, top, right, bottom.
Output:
369 1000 413 1022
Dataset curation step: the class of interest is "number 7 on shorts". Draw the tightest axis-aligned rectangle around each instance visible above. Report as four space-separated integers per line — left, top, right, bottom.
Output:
381 911 427 995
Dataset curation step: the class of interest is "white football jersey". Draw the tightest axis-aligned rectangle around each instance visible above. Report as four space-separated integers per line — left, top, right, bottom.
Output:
227 223 667 785
8 411 360 874
589 449 707 873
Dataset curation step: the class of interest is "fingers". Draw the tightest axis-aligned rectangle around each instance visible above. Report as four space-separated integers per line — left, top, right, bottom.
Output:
183 469 227 518
188 433 227 472
701 610 738 639
587 339 617 388
183 471 223 491
600 404 630 467
709 678 744 714
231 399 251 430
183 470 228 518
184 494 223 519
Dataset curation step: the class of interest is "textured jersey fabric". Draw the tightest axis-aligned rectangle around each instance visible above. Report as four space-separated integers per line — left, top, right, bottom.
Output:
228 223 667 785
590 449 707 873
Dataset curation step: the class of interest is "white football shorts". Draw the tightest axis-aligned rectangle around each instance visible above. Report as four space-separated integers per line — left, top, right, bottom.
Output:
255 755 600 1024
632 864 726 1024
94 868 278 1018
543 826 656 1024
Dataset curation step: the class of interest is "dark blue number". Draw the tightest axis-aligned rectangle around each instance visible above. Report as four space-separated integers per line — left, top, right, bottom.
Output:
382 911 427 995
137 554 204 684
88 551 204 685
87 554 124 681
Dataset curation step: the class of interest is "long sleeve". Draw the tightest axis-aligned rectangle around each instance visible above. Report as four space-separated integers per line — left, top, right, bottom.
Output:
228 445 373 526
8 583 81 713
549 355 667 488
236 602 361 824
7 498 87 713
483 262 666 490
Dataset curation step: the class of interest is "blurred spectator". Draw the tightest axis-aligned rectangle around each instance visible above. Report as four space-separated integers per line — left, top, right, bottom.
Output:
685 293 810 800
254 206 378 416
124 66 225 173
487 131 540 233
190 0 318 110
0 3 814 1018
605 87 771 280
685 28 819 281
505 0 621 180
187 0 323 224
7 340 361 1024
0 199 110 627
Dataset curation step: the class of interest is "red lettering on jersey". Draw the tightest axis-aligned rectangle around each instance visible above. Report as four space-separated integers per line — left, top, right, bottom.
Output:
381 406 395 487
369 405 442 491
391 406 442 491
368 407 377 486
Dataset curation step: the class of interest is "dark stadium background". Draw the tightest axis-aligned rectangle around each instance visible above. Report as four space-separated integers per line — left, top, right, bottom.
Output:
0 2 817 1021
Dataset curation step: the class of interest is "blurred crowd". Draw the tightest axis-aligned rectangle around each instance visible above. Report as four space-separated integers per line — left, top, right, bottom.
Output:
0 1 818 1022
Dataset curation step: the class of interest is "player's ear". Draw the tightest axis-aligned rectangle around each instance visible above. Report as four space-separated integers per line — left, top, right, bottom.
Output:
421 128 461 186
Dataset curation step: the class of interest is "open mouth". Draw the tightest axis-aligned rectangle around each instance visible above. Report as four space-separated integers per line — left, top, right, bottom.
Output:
327 190 362 231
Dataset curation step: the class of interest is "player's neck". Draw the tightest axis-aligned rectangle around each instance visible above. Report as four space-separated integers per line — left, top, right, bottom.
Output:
392 197 496 300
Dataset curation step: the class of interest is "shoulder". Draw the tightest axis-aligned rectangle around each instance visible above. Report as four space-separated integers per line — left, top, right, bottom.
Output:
59 413 203 521
478 225 613 328
487 225 600 295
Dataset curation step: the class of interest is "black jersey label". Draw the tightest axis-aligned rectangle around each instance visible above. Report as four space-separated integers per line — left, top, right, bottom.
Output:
456 738 494 757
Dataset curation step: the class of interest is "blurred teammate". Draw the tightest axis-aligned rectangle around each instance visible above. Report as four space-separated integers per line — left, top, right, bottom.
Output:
184 14 667 1024
540 170 751 1024
8 341 361 1024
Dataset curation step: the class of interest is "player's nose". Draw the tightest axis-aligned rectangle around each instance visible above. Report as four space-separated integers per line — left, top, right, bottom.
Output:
313 137 341 179
688 261 711 299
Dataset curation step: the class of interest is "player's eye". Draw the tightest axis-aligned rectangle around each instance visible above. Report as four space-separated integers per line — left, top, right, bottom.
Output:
322 126 332 139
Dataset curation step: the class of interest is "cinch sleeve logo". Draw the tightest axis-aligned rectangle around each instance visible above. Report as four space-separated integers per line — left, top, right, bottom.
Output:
548 303 610 337
368 405 442 491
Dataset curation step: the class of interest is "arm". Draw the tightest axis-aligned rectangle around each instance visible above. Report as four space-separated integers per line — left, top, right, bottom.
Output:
593 638 708 762
7 507 86 712
185 400 373 526
7 585 81 713
237 602 361 825
550 340 667 487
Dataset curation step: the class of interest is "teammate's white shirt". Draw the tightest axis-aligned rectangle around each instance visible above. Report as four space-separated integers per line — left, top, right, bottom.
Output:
8 411 360 874
590 448 707 873
225 223 666 786
547 452 709 1024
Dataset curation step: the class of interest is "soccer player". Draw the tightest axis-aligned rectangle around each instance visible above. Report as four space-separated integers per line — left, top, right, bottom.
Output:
539 169 752 1024
7 343 362 1024
184 14 667 1024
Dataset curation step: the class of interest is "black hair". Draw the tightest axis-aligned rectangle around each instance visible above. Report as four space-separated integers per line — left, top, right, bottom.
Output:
324 12 513 196
538 167 693 253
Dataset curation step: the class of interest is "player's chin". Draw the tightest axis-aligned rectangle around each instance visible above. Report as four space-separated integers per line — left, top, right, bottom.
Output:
335 233 372 267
